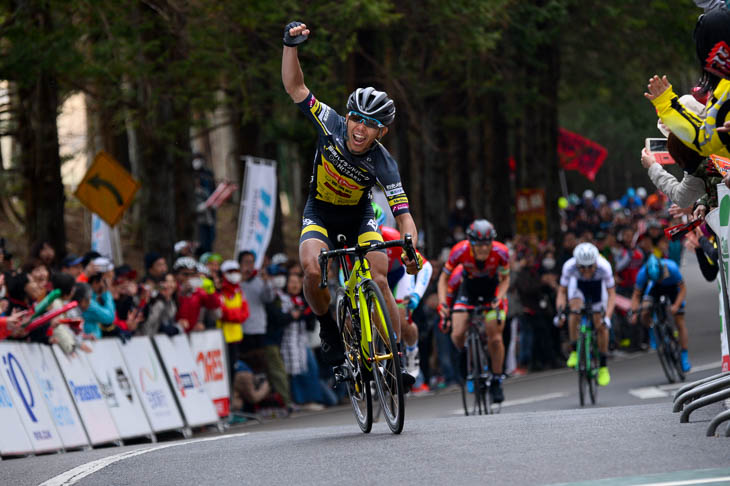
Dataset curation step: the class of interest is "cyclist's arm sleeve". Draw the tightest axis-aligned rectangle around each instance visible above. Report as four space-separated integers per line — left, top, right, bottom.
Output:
376 153 410 217
634 266 648 292
443 243 466 276
647 164 705 209
559 261 573 288
296 92 342 137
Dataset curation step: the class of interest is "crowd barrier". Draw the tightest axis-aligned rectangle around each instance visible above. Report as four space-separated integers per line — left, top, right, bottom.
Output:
0 329 229 458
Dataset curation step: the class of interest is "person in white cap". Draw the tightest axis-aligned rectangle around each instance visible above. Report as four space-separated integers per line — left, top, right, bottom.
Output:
218 260 250 379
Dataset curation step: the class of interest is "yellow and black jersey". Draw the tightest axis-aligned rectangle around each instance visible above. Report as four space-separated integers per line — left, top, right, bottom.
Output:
296 92 409 216
651 79 730 158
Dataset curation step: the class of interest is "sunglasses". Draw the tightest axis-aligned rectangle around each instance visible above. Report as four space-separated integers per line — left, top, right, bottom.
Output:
472 239 493 246
348 111 384 129
577 264 595 271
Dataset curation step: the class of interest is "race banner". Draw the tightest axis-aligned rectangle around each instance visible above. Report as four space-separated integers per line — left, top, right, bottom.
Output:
153 334 218 427
83 339 153 440
190 330 230 417
0 342 63 453
705 184 730 372
0 365 34 455
235 156 277 268
52 345 120 445
22 343 89 450
118 337 184 433
558 128 608 182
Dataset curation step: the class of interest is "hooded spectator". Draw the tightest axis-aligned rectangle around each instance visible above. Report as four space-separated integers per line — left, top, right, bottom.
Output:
144 252 168 283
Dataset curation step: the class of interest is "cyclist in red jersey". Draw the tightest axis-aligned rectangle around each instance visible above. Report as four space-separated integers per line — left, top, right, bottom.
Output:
437 219 510 403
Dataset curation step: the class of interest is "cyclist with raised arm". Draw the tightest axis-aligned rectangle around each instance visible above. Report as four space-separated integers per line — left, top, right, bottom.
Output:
629 255 690 372
437 219 510 403
556 242 616 386
281 21 421 384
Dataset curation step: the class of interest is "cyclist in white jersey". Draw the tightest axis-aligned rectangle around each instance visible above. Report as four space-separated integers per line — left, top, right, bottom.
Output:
555 242 616 386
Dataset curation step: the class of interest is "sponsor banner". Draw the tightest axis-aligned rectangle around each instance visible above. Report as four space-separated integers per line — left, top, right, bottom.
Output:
52 345 120 445
190 330 230 417
22 344 88 449
235 157 277 268
153 334 218 427
706 187 730 372
515 189 547 240
118 337 184 433
0 363 34 455
0 342 63 453
83 339 153 440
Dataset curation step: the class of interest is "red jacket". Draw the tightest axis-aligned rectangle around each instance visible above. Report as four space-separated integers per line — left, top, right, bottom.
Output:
176 287 221 332
219 280 250 324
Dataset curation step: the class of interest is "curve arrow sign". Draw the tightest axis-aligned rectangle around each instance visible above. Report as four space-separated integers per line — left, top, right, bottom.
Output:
88 173 123 206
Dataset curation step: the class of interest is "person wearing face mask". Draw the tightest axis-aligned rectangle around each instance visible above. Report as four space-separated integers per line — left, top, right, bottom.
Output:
217 260 250 379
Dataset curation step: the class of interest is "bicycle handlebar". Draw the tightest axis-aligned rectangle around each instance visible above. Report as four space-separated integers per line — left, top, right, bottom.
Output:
317 234 417 289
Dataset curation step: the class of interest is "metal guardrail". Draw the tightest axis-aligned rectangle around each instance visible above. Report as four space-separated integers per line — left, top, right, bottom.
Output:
672 374 730 413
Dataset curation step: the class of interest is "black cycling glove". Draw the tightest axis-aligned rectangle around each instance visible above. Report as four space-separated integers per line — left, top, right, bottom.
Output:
283 21 308 47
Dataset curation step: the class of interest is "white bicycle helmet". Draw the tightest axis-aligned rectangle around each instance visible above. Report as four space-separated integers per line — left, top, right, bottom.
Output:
573 242 599 266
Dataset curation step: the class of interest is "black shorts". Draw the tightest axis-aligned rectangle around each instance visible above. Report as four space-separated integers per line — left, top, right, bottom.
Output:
454 276 499 307
299 197 383 249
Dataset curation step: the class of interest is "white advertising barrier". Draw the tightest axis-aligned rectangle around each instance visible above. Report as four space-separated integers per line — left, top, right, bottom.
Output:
0 342 63 453
22 343 89 450
153 334 218 427
705 184 730 372
118 337 184 433
189 330 230 417
52 345 120 445
234 156 277 268
0 364 34 455
83 339 153 440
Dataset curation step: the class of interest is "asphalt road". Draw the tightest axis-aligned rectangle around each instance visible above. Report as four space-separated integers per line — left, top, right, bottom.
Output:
5 255 729 486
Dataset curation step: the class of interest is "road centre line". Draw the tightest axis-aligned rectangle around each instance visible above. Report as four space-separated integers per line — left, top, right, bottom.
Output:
452 392 566 414
39 432 249 486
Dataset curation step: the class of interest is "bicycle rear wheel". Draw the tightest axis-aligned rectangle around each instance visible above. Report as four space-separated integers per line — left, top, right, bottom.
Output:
364 280 405 434
654 324 678 383
577 335 587 407
462 330 489 415
336 289 372 433
588 338 599 405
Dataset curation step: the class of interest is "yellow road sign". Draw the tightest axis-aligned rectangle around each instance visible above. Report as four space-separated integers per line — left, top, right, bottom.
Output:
74 151 140 227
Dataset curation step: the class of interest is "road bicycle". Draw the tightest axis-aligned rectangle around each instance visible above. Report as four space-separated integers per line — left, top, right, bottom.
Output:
558 305 601 406
451 301 497 416
648 295 685 384
319 234 418 434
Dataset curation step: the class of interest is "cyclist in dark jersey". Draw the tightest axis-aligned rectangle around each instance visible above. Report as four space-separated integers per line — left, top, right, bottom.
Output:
282 21 421 377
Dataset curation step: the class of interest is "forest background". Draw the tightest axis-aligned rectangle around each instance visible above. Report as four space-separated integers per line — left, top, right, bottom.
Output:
0 0 702 261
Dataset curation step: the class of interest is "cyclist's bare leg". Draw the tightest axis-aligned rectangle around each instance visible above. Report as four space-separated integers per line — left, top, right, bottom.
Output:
484 318 505 375
299 239 331 315
366 251 401 339
450 312 469 349
675 313 688 349
568 298 582 342
399 307 419 347
592 312 609 354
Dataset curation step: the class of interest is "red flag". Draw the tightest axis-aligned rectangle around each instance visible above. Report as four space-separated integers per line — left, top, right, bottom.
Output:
557 128 608 182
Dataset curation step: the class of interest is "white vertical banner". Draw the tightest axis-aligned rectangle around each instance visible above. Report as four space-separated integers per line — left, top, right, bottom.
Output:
234 156 277 268
706 183 730 372
91 213 122 264
189 330 230 418
119 337 184 433
153 334 218 427
0 358 34 456
83 339 153 440
22 344 89 450
0 342 63 453
52 345 120 445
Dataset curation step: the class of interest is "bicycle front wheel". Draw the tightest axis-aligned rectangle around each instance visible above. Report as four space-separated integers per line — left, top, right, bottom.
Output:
577 336 587 407
664 314 686 382
654 324 678 383
588 338 599 405
364 280 405 434
462 330 489 416
336 289 372 433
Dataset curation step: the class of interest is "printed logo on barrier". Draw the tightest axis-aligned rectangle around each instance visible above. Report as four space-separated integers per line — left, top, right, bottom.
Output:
116 367 133 403
196 350 224 383
2 352 37 422
68 380 103 402
139 352 161 393
173 367 201 397
91 369 119 408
